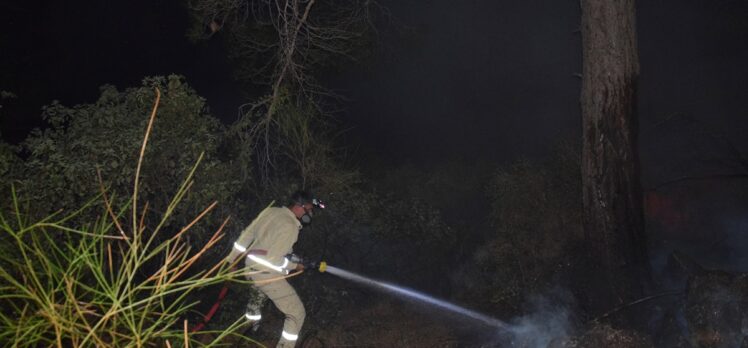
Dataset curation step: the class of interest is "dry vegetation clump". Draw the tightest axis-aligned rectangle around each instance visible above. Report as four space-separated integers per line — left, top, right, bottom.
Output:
549 324 654 348
684 269 748 348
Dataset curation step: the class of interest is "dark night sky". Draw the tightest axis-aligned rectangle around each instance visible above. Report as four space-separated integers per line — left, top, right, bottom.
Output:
333 1 581 165
0 0 243 142
2 0 748 186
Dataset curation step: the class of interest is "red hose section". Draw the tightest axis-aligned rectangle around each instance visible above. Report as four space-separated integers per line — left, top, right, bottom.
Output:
190 284 229 333
191 322 205 333
204 301 222 322
218 285 229 300
189 271 303 333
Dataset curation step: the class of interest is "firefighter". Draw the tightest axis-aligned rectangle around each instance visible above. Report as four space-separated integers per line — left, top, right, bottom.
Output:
226 190 323 348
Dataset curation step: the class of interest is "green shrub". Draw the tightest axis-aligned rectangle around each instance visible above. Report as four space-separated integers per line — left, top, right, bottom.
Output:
11 76 247 247
455 143 583 314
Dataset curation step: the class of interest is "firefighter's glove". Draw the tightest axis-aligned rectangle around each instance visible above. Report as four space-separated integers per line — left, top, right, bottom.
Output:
286 253 310 272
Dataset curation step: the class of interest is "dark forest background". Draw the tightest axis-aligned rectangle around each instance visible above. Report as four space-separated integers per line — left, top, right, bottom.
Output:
1 0 748 347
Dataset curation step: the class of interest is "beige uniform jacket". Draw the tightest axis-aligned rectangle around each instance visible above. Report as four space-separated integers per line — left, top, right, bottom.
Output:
228 207 302 273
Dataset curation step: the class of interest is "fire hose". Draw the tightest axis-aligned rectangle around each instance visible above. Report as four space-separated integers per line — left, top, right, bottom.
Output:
190 258 327 333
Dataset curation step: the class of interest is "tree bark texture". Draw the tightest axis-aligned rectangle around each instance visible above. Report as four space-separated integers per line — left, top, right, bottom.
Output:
580 0 651 313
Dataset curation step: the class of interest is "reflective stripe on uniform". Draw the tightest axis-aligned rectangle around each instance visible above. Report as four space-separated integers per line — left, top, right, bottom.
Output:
248 254 290 273
245 313 261 320
281 330 299 341
233 242 247 253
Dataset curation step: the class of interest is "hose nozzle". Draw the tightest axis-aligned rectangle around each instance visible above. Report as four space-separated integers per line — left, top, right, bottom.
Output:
299 258 326 273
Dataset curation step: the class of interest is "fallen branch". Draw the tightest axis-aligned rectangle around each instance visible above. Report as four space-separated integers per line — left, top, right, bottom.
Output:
590 290 683 323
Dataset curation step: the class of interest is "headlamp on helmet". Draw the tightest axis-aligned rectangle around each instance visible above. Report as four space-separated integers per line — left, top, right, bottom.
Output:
312 198 325 209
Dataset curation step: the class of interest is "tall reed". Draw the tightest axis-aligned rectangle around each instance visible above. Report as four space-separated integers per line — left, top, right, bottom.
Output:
0 88 255 347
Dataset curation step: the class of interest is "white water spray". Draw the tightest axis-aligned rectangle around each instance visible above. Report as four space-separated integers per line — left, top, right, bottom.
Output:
325 265 513 330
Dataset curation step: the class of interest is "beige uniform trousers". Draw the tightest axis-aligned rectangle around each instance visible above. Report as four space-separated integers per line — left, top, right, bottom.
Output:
249 272 306 348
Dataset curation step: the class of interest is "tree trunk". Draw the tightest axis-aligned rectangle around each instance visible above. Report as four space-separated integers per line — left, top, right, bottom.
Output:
580 0 651 314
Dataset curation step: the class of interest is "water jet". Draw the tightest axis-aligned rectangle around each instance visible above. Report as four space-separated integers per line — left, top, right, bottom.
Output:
324 265 513 331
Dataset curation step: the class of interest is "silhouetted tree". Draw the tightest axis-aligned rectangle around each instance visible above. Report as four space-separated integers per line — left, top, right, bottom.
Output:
580 0 651 314
188 0 380 183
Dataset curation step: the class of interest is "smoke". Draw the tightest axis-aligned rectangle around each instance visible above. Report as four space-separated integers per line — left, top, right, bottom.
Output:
325 264 579 347
491 288 576 348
